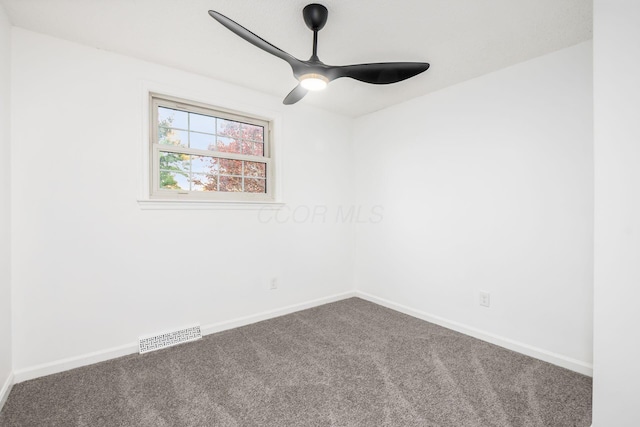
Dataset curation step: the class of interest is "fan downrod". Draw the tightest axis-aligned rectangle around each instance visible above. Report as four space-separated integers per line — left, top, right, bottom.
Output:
303 4 328 31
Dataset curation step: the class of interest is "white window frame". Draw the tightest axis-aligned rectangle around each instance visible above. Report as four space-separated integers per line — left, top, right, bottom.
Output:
148 93 276 203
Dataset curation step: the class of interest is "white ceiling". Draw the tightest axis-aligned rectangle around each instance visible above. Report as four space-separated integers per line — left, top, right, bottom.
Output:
0 0 592 117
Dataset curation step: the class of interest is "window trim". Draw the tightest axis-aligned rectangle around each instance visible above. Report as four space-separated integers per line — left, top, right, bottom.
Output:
147 92 277 203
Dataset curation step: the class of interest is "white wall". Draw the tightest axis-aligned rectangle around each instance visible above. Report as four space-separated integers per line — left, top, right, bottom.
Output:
354 42 593 372
10 28 354 376
0 2 12 407
593 1 640 425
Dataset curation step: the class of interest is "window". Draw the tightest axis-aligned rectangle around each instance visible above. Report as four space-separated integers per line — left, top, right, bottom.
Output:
149 94 274 202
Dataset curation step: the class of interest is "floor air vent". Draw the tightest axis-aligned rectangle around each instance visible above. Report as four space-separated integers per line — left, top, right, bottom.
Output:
139 324 202 354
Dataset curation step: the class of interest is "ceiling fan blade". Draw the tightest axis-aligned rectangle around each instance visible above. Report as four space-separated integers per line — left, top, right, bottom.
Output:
332 62 430 84
208 10 302 69
283 85 308 105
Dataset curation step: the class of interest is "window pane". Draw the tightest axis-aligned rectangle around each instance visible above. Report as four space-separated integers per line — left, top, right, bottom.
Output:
242 141 264 156
217 136 242 154
244 161 266 178
159 128 188 147
160 170 180 190
191 173 218 192
190 132 215 151
173 173 190 190
160 170 189 190
158 107 188 130
159 151 188 173
189 112 215 134
245 178 266 193
218 118 241 137
190 156 218 174
219 158 242 176
219 176 242 192
241 123 264 142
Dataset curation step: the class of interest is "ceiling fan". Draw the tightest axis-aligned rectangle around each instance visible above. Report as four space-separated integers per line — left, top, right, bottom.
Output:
208 4 430 105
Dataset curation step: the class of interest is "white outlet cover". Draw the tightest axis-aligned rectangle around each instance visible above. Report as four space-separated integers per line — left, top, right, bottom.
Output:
479 292 491 307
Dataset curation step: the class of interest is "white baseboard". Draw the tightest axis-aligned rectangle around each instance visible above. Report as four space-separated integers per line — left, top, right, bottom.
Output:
0 372 14 411
13 342 139 384
356 291 593 377
13 290 589 384
13 291 357 384
200 291 356 336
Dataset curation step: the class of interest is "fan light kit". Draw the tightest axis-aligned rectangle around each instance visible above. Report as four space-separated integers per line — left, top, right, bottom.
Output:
208 3 430 105
300 73 329 91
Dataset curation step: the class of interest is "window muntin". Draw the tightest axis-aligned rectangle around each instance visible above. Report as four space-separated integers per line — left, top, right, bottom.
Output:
150 95 273 201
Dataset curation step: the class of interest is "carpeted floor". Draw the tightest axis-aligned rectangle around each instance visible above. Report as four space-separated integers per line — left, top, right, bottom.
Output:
0 298 592 426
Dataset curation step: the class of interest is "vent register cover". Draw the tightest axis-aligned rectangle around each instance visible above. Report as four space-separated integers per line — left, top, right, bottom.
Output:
138 325 202 354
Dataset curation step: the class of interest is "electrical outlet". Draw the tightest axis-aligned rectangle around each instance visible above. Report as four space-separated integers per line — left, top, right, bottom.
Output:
479 291 490 308
270 278 278 290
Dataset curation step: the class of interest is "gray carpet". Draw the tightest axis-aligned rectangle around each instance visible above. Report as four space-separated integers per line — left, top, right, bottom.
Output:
0 298 592 426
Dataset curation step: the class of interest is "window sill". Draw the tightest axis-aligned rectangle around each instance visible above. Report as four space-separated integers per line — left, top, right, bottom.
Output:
137 199 286 210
